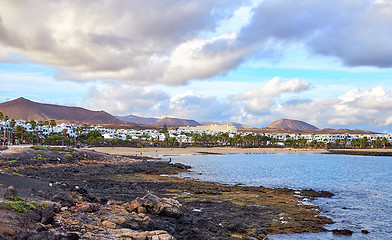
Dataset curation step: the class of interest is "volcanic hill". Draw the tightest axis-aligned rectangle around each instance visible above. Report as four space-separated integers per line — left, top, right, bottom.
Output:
266 119 318 130
0 97 124 124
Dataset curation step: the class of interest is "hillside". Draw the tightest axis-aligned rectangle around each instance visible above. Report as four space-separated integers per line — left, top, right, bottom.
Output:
118 115 201 126
266 119 318 130
154 117 201 126
117 115 158 125
0 97 124 124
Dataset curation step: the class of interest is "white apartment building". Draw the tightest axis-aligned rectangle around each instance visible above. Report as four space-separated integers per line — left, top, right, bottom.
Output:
178 124 237 134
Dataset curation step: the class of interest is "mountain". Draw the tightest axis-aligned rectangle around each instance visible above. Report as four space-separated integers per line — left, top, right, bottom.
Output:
200 121 253 129
154 117 201 126
265 119 318 130
117 114 201 126
117 115 158 125
220 121 253 129
0 97 124 124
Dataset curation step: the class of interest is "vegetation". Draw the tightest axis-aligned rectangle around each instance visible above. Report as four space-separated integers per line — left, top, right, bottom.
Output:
86 130 104 146
60 210 72 216
30 145 48 150
0 195 44 213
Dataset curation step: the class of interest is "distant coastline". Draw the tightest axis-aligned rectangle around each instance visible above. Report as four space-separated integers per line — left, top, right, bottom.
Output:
89 146 392 157
88 146 328 156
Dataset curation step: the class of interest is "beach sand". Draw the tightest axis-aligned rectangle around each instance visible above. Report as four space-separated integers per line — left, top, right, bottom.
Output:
87 146 328 156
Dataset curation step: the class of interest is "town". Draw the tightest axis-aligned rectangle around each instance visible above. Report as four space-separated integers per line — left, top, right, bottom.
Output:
1 117 391 149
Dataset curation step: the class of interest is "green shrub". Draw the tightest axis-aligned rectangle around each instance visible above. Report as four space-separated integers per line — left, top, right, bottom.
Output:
26 202 37 210
40 202 49 209
66 148 78 152
60 210 72 216
7 160 17 164
0 201 27 213
5 195 25 202
64 154 73 158
0 199 47 213
12 172 22 177
30 145 48 151
48 146 62 151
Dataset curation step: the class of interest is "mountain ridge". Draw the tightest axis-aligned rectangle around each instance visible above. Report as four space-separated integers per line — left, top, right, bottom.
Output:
117 115 201 126
0 97 124 125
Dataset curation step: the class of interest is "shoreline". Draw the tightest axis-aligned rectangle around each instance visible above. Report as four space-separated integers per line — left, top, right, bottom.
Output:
88 146 392 157
0 147 335 239
87 146 328 157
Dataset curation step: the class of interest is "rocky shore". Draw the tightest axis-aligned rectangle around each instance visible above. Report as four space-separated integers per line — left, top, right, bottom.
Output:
0 147 335 239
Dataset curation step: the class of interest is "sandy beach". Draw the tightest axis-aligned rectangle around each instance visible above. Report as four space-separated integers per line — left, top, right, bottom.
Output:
87 146 328 156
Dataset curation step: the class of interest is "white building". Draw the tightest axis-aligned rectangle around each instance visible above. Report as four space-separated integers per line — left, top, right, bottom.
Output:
178 124 237 134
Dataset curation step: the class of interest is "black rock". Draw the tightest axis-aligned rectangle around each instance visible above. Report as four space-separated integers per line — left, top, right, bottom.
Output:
52 192 74 207
40 204 58 224
26 231 53 240
4 186 18 197
66 233 80 240
332 229 353 235
27 210 41 222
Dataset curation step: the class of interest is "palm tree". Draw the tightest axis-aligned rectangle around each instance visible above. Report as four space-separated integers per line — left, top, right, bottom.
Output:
9 119 16 128
49 120 57 134
360 137 369 148
29 120 37 144
382 137 388 149
15 125 24 144
0 112 3 121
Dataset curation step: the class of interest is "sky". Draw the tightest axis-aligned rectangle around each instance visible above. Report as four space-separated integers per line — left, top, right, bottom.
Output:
1 0 392 132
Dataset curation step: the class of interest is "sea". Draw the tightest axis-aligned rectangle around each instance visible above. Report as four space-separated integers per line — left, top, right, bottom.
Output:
169 153 392 239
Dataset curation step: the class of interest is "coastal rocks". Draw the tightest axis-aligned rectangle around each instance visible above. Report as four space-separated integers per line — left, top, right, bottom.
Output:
301 189 335 198
117 212 154 230
246 228 268 239
122 230 175 240
102 220 116 229
52 192 75 207
331 229 353 235
4 186 18 197
126 193 184 218
39 204 59 224
78 202 100 213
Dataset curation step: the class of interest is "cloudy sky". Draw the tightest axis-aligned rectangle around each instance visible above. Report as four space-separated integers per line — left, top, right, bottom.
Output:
1 0 392 131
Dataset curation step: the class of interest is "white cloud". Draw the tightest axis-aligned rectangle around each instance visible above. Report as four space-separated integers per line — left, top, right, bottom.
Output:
274 86 392 129
239 0 392 68
237 77 310 114
0 0 247 85
86 84 169 116
86 86 238 122
164 91 237 121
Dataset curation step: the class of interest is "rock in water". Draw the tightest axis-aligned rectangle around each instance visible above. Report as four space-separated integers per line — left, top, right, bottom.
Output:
332 229 353 235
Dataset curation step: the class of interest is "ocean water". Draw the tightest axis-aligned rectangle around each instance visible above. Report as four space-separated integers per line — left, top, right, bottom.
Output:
170 153 392 239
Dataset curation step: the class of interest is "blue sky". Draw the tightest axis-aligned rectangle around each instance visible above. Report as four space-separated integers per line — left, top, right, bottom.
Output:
1 0 392 132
